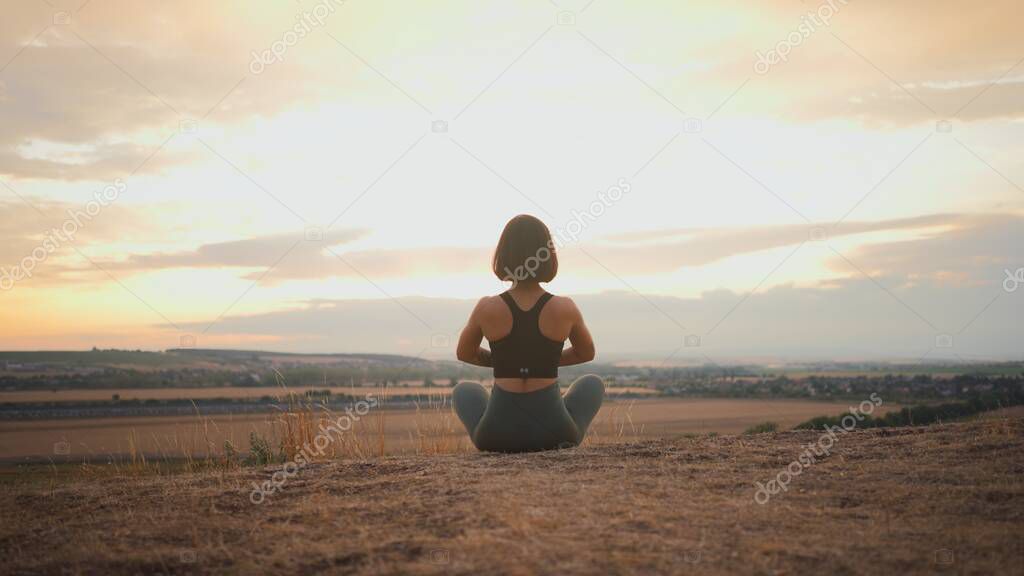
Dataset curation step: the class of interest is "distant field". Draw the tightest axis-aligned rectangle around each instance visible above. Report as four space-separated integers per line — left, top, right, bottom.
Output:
0 398 901 462
977 405 1024 420
0 384 658 403
0 350 188 367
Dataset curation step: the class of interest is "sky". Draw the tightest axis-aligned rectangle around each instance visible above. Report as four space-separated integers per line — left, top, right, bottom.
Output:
1 0 1022 363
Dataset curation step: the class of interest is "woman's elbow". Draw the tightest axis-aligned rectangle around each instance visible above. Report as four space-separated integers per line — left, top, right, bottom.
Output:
580 345 596 363
456 347 474 363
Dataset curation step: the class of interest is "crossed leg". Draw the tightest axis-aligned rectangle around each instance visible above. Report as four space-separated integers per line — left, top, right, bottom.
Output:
453 376 605 448
452 381 489 439
562 374 605 440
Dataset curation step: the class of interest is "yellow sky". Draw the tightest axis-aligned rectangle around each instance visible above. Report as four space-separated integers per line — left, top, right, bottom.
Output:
1 0 1022 357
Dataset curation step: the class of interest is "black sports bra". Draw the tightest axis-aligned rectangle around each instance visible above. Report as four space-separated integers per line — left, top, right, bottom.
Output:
489 292 564 379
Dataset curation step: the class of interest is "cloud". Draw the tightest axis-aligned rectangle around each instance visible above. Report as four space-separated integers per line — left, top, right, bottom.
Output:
80 212 1012 285
121 232 364 269
161 212 1023 360
3 0 1022 185
0 195 153 276
0 1 332 181
799 76 1024 126
108 232 488 283
828 213 1024 285
702 0 1024 125
0 142 185 182
590 213 958 274
175 275 1022 361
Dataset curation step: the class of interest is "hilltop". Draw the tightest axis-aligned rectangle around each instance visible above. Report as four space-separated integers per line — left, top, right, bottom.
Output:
1 418 1021 575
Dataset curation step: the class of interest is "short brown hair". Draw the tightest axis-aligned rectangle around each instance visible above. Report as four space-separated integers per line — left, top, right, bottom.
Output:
492 214 558 283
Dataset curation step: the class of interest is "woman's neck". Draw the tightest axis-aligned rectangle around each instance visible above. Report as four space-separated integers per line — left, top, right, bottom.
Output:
509 282 543 295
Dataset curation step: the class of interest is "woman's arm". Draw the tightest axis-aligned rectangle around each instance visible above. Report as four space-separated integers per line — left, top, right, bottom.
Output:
456 298 493 367
559 299 595 366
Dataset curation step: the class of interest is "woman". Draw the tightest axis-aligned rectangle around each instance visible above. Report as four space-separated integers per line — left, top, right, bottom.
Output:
453 214 605 453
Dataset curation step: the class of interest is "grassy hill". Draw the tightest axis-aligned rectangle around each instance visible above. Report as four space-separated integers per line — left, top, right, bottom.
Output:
2 418 1021 575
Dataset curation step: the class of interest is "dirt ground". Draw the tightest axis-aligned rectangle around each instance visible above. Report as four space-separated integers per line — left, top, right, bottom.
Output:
1 418 1022 575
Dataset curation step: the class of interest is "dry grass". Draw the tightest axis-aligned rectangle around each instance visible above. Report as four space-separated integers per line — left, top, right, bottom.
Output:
584 399 644 446
1 397 905 462
2 418 1021 575
266 378 391 462
410 395 470 456
20 384 639 473
35 378 391 479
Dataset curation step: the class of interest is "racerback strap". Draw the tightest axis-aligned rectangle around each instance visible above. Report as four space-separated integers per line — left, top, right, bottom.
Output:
500 291 552 318
490 291 562 379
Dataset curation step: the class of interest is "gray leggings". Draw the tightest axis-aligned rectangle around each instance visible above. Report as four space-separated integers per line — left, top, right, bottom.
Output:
452 375 605 453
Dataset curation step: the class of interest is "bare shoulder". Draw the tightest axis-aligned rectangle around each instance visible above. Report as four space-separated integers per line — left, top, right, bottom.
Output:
546 294 582 319
472 294 507 318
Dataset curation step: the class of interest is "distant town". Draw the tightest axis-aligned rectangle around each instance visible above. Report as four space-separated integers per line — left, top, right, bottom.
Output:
1 348 1021 420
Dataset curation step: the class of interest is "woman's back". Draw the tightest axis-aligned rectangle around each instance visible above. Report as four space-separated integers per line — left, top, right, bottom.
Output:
476 288 575 343
476 287 573 393
453 214 604 453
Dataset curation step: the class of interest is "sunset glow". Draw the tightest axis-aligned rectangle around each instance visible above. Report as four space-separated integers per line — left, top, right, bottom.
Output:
2 0 1022 360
